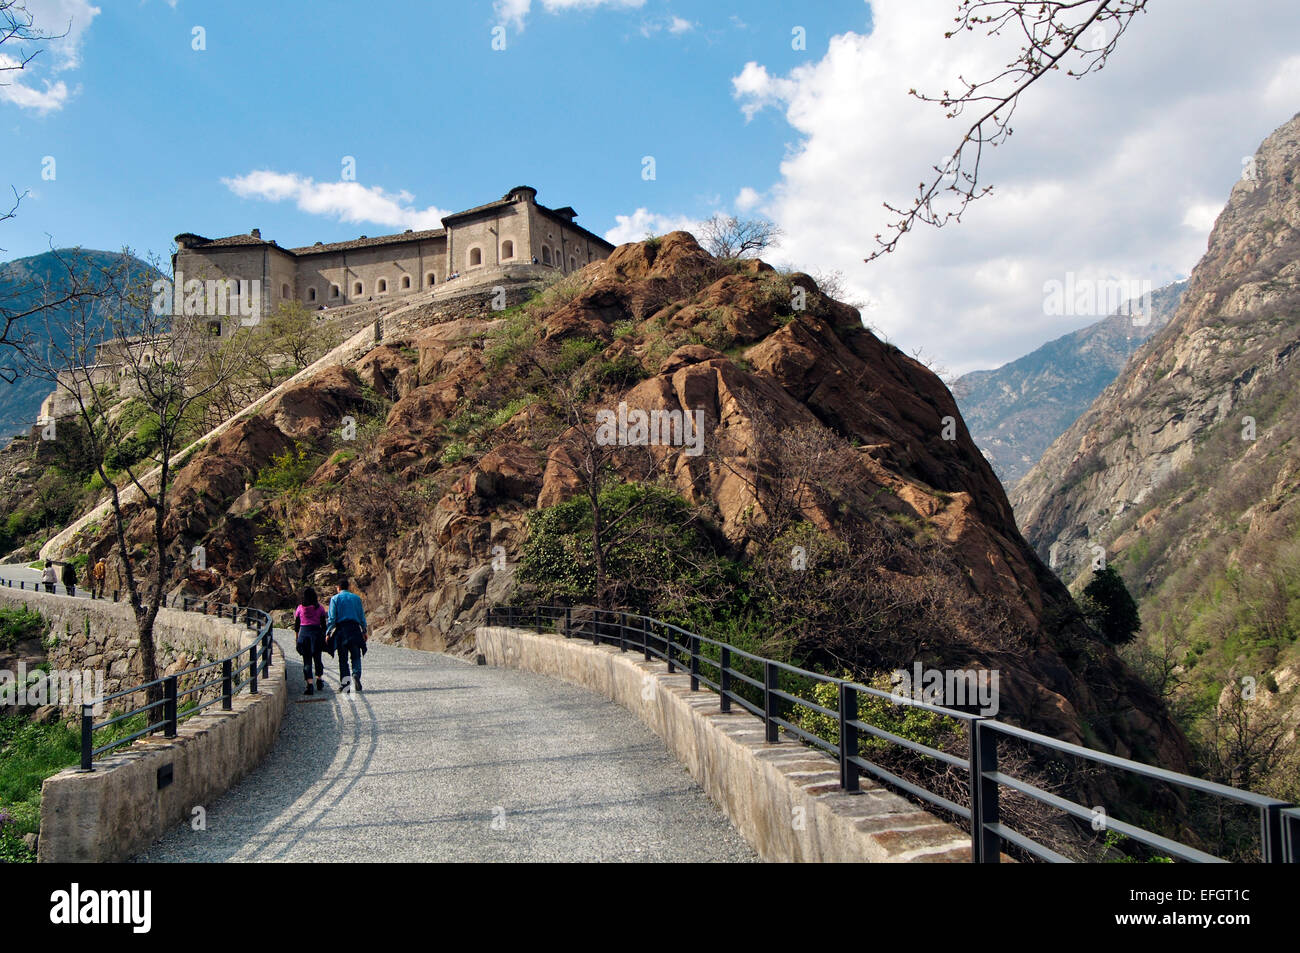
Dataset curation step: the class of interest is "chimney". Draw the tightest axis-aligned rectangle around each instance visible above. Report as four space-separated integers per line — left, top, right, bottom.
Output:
251 228 261 239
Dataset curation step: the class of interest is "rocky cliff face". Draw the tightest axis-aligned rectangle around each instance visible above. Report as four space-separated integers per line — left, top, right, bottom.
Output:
1013 112 1300 588
955 281 1185 487
79 233 1189 769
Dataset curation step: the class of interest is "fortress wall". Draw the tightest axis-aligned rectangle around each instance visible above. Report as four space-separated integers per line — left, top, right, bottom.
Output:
447 202 532 276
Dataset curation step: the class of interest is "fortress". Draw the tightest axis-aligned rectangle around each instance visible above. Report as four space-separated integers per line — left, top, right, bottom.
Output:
172 185 615 333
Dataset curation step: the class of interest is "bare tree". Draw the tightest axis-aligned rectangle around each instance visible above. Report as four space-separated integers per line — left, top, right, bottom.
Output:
698 214 782 260
20 249 255 702
868 0 1149 261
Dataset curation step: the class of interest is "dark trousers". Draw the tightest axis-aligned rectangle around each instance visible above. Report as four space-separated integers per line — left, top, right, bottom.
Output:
43 582 55 593
65 584 76 597
338 643 362 683
299 645 323 680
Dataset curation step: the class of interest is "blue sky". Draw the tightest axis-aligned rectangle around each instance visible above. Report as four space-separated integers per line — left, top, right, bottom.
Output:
2 1 867 259
3 0 1299 373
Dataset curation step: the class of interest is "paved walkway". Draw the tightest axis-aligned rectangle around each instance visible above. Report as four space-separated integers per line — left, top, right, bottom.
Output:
134 641 757 862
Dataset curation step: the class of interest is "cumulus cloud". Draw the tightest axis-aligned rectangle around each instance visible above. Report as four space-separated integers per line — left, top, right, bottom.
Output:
725 0 1300 374
221 171 451 231
496 0 645 31
604 207 704 246
735 186 763 212
0 0 100 113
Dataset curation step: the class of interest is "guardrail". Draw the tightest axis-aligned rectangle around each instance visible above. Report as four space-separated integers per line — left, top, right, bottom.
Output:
487 605 1299 864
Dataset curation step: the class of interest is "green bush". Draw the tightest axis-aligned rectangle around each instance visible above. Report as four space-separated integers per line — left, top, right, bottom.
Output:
0 607 45 652
255 443 319 494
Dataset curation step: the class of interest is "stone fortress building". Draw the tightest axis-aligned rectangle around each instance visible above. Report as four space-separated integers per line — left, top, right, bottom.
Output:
172 186 615 333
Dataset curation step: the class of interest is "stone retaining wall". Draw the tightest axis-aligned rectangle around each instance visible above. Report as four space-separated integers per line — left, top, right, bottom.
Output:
0 588 287 863
475 625 973 863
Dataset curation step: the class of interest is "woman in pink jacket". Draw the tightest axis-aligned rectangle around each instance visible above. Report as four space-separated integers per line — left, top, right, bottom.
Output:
293 587 328 695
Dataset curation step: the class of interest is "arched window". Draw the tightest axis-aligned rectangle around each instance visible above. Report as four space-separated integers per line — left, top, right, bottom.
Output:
501 239 514 259
541 246 551 265
354 281 363 296
427 272 437 287
377 278 388 294
281 283 290 298
569 257 576 271
330 284 340 299
401 275 411 290
308 287 317 302
468 247 483 267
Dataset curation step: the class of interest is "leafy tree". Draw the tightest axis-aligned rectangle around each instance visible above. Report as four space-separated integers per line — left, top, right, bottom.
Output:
1081 565 1141 644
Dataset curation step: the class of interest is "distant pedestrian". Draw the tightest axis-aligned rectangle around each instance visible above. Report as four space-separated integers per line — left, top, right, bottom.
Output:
61 561 77 597
41 560 56 594
326 578 368 693
294 587 327 696
92 559 106 599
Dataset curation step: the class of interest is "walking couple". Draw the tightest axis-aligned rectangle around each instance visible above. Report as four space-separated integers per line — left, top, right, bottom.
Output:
293 578 369 695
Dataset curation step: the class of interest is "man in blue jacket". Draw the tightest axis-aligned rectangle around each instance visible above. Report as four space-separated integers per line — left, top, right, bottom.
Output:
326 578 368 693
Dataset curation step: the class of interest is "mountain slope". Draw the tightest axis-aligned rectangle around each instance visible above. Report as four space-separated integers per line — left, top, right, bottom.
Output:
955 281 1185 486
0 248 159 442
1011 113 1300 800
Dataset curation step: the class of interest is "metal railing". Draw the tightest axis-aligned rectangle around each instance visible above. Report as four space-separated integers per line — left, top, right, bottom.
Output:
70 593 275 771
487 605 1299 864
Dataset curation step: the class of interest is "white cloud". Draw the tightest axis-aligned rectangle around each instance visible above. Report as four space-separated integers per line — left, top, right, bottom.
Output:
0 0 100 113
496 0 644 31
222 171 451 231
724 0 1300 375
1182 202 1224 232
668 16 693 34
604 207 704 246
640 14 695 38
735 187 763 212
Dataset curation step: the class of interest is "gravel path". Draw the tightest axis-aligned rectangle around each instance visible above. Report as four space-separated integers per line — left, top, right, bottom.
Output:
134 639 757 862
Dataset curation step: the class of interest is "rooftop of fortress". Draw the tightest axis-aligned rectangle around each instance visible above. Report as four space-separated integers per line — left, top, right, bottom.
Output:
174 185 612 259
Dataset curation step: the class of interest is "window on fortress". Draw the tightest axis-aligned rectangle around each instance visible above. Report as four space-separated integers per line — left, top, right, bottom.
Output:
330 284 340 299
427 273 436 287
501 240 514 259
468 247 483 267
308 288 317 302
569 257 576 271
541 246 551 265
401 275 411 290
354 282 363 296
377 278 388 293
282 283 290 298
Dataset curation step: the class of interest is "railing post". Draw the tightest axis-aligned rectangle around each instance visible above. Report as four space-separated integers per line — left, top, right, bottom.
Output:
222 658 233 710
664 622 674 673
839 682 859 792
564 606 572 638
163 675 178 738
1283 810 1299 864
231 604 237 622
79 703 94 772
591 612 599 646
970 718 1000 863
249 644 259 695
720 647 731 712
1262 803 1285 863
763 661 778 743
535 605 541 634
642 616 651 662
689 635 699 691
261 631 271 677
619 613 627 653
112 589 118 602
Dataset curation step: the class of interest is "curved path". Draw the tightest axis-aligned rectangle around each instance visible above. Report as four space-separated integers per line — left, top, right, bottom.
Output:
134 640 757 862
